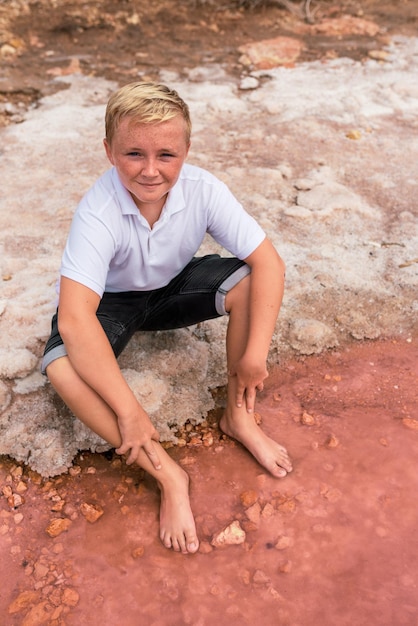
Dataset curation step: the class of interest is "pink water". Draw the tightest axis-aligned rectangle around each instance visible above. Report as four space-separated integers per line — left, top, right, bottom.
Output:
2 338 418 625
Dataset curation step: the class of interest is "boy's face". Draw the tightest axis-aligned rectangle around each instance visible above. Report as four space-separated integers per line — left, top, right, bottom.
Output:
104 115 190 215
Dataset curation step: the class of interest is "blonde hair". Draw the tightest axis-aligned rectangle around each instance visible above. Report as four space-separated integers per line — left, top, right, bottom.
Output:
105 82 192 145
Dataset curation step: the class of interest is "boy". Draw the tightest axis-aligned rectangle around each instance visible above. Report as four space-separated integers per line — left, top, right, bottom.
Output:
42 82 292 555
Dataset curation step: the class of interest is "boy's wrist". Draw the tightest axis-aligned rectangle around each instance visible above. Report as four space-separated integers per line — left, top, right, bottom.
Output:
117 402 150 425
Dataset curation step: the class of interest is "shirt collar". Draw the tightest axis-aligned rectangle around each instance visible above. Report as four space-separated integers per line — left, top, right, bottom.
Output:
164 175 185 216
111 168 139 215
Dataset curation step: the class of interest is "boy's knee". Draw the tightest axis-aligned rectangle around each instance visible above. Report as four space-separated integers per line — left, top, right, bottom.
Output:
225 274 250 311
44 356 68 385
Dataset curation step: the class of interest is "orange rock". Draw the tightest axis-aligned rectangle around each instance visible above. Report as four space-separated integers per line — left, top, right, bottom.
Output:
187 436 202 447
275 535 293 550
7 493 24 508
50 500 65 512
301 411 316 426
47 587 62 607
19 601 51 623
241 520 259 533
46 57 82 77
2 485 12 497
368 50 389 61
253 569 271 585
132 545 145 558
80 502 104 523
309 16 380 37
326 434 340 448
50 605 65 620
28 470 42 485
268 586 285 600
10 465 23 478
8 590 38 614
15 481 27 493
245 502 261 525
202 431 214 447
239 490 258 507
321 486 342 503
179 456 196 467
238 569 251 585
261 503 275 519
277 498 296 514
210 584 221 596
402 418 418 431
52 542 64 554
61 587 80 607
346 129 362 140
34 562 49 580
45 517 72 537
279 560 292 573
238 36 303 70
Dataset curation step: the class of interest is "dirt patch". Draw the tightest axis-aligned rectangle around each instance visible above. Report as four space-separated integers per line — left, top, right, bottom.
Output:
1 0 417 118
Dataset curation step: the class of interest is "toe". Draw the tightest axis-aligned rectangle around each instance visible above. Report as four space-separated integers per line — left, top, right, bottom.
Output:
273 465 288 478
172 537 182 552
161 531 175 551
187 539 199 554
280 457 293 473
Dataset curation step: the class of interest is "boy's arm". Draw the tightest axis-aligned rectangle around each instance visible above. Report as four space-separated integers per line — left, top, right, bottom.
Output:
57 277 161 469
230 237 285 412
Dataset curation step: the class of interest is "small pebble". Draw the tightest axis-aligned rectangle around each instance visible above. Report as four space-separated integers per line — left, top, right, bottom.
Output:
80 502 104 523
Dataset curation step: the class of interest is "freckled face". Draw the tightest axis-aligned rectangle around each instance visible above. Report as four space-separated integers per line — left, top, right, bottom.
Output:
104 115 190 214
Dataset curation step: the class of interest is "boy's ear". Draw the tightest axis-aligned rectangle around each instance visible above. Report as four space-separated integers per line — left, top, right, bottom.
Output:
103 138 114 164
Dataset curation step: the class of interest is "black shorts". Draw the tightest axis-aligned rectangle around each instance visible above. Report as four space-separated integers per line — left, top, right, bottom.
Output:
42 255 250 373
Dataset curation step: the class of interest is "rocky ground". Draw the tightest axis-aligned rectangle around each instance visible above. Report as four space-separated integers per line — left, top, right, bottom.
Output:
0 1 417 624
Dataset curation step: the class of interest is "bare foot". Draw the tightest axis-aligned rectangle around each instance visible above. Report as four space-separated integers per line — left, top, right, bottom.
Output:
158 464 199 554
220 411 293 478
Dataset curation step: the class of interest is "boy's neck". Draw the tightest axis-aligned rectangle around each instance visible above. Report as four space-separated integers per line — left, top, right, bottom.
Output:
132 194 167 229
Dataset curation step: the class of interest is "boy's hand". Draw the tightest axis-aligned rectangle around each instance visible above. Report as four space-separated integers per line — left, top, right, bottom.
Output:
229 354 268 414
116 413 161 470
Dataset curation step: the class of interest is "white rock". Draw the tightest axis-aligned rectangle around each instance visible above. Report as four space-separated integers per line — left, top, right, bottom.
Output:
288 319 338 355
296 181 366 215
0 349 38 379
211 520 246 548
239 76 260 90
13 371 47 394
0 380 11 412
121 368 168 414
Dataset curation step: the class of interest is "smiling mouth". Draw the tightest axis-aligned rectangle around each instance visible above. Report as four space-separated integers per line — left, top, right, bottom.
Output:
139 182 161 189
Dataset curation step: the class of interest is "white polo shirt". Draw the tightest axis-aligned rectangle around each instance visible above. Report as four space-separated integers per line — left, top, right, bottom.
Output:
60 163 265 296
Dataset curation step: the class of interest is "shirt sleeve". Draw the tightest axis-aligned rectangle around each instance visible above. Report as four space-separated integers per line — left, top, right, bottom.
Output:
205 178 266 259
60 199 116 297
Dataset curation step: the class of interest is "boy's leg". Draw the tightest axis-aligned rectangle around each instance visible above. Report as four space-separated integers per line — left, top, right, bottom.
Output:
131 255 292 477
220 274 293 478
46 356 199 554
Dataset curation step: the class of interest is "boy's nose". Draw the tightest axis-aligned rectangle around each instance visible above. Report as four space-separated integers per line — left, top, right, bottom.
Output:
142 159 158 177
